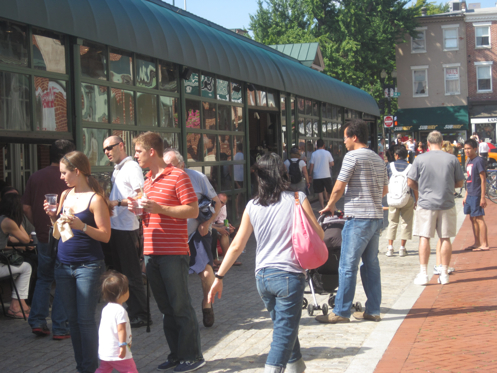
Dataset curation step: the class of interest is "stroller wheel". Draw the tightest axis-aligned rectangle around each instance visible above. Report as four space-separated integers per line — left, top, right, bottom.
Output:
307 304 314 316
322 303 329 315
354 302 363 312
302 297 308 309
328 295 335 307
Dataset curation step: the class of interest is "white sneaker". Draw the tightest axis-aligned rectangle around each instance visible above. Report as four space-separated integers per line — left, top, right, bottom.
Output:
433 265 455 275
438 273 450 285
399 248 407 257
385 248 394 257
414 273 429 285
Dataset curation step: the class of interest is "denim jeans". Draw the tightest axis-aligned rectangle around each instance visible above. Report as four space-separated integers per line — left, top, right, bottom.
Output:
255 268 306 373
28 242 69 335
333 218 383 318
145 255 203 362
54 259 104 373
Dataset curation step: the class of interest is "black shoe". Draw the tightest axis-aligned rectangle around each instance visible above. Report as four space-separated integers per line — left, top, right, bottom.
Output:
32 325 50 336
202 303 214 327
130 316 153 328
157 360 180 371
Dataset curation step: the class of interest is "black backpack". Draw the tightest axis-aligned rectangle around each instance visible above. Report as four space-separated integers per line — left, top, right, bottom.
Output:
289 159 302 184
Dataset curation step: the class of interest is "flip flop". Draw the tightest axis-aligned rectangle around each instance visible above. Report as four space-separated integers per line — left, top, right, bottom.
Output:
473 247 490 251
6 309 27 319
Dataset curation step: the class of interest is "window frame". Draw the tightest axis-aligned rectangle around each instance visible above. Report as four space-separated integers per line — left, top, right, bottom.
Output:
442 25 459 51
411 66 429 97
475 61 493 93
443 63 460 96
411 27 427 53
474 23 491 48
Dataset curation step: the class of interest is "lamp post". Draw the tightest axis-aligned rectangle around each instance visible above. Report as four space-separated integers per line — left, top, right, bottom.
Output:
380 69 397 144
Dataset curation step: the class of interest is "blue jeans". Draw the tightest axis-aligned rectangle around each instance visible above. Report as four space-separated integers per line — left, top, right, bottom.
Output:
334 218 383 318
145 255 203 362
255 268 306 373
28 242 69 335
54 259 104 373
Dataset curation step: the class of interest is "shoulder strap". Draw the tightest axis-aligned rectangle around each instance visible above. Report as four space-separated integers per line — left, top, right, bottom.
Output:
87 193 97 209
389 162 398 175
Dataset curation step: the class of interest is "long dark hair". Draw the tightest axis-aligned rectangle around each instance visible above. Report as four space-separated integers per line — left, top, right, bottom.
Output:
61 151 113 214
0 193 24 226
253 153 290 207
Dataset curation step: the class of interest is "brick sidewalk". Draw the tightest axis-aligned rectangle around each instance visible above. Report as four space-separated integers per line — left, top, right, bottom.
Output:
375 200 497 373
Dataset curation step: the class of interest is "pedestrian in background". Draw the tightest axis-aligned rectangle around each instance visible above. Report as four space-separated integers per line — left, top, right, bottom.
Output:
284 146 310 193
309 139 334 209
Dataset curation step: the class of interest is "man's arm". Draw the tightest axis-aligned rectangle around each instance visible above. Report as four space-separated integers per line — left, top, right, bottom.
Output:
455 179 464 188
329 161 334 167
480 171 487 208
308 164 314 179
320 180 347 214
23 205 34 225
407 178 418 191
145 200 199 219
382 185 388 198
110 188 141 207
198 196 222 236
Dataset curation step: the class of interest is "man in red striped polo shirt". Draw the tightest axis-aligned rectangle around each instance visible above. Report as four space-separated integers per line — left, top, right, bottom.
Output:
128 132 205 373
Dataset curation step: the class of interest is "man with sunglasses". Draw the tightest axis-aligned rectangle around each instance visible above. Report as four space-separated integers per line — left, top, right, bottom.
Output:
102 135 149 328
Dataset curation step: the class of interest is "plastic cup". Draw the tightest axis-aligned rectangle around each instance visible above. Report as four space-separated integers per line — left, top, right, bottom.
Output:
45 194 58 213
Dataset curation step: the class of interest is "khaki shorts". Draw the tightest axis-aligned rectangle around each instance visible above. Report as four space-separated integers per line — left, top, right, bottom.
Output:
413 206 457 238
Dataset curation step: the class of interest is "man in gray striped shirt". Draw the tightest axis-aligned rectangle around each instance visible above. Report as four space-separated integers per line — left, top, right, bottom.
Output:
317 119 388 324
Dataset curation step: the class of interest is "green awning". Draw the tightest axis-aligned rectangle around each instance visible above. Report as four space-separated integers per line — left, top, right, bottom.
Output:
396 106 469 132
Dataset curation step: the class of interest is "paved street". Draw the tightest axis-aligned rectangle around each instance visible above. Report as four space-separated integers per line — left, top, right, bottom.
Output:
0 199 466 373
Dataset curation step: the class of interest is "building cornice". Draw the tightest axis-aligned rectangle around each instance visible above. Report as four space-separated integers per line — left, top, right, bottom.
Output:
465 14 497 23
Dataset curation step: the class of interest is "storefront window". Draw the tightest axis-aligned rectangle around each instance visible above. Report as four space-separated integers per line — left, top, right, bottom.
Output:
185 99 200 129
32 30 66 74
257 88 267 107
305 100 312 116
231 81 242 103
232 106 244 131
186 132 202 162
83 128 109 166
136 55 156 89
202 101 216 129
159 61 177 92
218 104 231 131
217 78 229 101
0 71 30 130
159 96 178 128
219 135 232 160
201 73 215 98
110 88 134 124
267 90 276 108
110 49 133 85
247 86 256 106
0 21 28 67
80 42 107 80
137 92 157 127
111 130 137 157
184 69 199 95
161 132 180 150
35 77 67 131
81 83 108 123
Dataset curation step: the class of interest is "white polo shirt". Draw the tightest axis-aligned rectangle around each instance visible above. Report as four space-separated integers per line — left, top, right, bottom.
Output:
109 157 144 231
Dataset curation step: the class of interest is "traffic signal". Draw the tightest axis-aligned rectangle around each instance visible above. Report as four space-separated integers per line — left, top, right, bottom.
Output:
394 116 398 126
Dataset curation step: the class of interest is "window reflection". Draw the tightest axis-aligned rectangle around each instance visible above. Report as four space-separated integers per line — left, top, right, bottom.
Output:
218 105 231 131
112 130 137 157
313 102 318 117
161 132 179 150
306 119 312 137
35 77 67 131
231 81 242 103
110 88 134 124
267 90 276 108
0 71 30 130
83 128 109 167
159 61 178 92
305 100 312 116
297 98 305 115
136 56 156 88
233 136 244 191
80 42 107 80
185 100 200 128
110 49 133 85
184 70 199 95
82 83 108 123
137 93 157 126
0 21 28 67
232 106 244 131
201 74 215 98
187 132 202 162
160 96 178 128
32 30 66 74
298 118 305 135
203 133 217 176
219 135 232 161
202 101 216 129
257 89 267 106
247 86 256 106
217 78 229 101
322 103 327 119
313 121 319 137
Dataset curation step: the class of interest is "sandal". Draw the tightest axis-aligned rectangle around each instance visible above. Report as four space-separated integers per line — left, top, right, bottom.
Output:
473 247 490 251
6 308 28 319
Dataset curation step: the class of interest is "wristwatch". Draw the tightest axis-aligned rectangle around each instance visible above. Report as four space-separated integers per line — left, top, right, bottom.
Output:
83 223 88 233
118 342 128 347
117 199 122 207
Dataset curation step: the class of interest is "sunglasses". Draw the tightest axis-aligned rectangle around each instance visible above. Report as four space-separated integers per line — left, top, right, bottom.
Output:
103 143 120 152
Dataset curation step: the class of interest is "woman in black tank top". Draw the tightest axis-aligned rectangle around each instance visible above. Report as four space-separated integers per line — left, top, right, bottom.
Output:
45 151 113 373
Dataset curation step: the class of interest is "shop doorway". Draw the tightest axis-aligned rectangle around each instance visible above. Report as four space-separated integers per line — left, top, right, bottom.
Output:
0 143 38 194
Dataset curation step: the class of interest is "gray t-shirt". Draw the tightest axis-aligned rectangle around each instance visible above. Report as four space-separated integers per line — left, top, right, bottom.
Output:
185 168 218 236
337 148 388 219
245 191 306 274
407 150 464 210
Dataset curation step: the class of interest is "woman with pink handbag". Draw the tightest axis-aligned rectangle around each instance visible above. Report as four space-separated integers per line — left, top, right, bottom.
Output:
208 153 323 373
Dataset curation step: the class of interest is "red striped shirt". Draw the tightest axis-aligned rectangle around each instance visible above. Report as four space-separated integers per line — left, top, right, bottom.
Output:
142 165 197 255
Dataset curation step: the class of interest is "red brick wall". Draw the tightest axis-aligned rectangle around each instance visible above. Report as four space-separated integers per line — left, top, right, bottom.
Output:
467 21 497 101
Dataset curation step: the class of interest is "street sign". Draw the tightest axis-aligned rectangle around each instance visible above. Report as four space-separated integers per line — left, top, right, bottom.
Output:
384 115 394 128
393 92 400 98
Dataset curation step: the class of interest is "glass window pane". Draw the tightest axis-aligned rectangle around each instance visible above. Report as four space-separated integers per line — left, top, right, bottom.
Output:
476 27 488 37
159 61 178 92
306 119 312 137
247 86 256 106
187 132 202 162
313 102 318 117
217 78 230 101
110 89 134 124
162 132 180 151
305 100 312 115
220 164 233 191
232 106 244 131
219 135 232 160
202 101 216 129
231 81 243 103
137 93 157 126
83 128 109 166
159 96 178 128
298 118 305 135
32 30 66 74
327 123 332 136
184 69 199 95
136 55 156 89
0 72 30 130
234 136 245 187
257 89 267 106
478 66 491 79
80 42 107 80
321 103 327 118
35 77 67 131
111 130 138 157
0 21 28 67
322 120 327 136
201 74 215 98
82 83 108 123
204 133 217 165
218 104 231 131
297 98 305 115
313 121 319 137
267 91 276 108
110 49 133 85
186 99 200 129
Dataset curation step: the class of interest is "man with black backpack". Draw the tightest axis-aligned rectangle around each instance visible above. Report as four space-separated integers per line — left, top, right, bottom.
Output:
385 146 418 257
284 147 310 193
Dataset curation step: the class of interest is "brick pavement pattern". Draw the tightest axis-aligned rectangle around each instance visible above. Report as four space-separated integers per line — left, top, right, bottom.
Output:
375 201 497 373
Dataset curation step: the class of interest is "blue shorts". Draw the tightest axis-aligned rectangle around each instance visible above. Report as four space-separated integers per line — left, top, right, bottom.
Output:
464 195 485 217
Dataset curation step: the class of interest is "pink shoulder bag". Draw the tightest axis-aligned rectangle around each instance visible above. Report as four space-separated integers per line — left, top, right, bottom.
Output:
292 192 328 269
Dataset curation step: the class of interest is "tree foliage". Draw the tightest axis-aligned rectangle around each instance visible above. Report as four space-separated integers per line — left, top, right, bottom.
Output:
249 0 422 103
413 0 449 16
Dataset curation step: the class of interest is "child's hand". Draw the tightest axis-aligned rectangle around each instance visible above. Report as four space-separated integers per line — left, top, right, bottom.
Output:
119 346 126 359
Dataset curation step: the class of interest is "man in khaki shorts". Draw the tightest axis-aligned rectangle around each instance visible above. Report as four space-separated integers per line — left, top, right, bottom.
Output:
407 131 464 285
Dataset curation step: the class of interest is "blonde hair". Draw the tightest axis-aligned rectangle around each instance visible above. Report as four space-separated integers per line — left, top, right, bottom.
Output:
441 141 453 154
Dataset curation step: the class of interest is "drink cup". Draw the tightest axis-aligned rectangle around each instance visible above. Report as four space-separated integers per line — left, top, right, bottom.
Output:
134 198 146 216
45 194 58 213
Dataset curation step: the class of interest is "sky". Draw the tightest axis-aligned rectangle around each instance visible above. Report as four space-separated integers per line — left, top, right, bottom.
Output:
162 0 497 32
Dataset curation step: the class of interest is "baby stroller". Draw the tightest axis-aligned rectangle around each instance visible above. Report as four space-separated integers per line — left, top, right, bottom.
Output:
303 212 363 316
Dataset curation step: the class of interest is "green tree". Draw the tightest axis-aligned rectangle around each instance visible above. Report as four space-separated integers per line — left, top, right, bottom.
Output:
413 0 449 16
